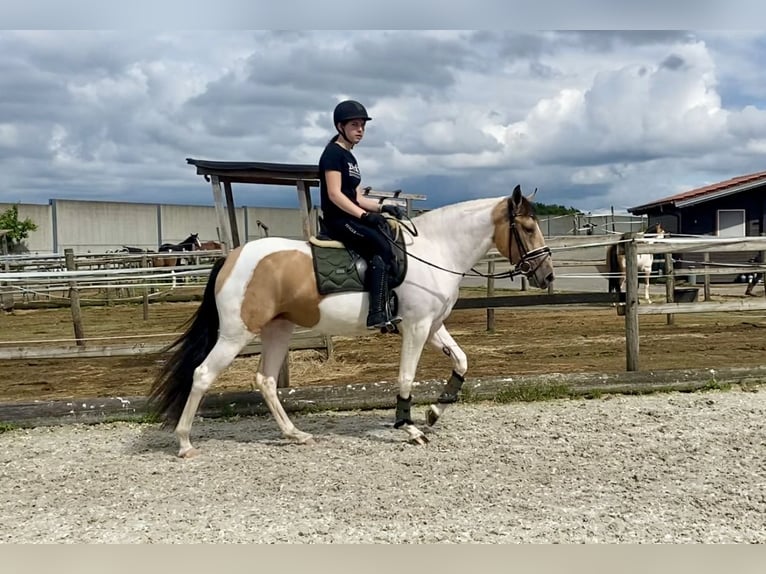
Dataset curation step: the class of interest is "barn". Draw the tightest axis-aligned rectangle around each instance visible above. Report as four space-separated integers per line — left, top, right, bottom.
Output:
628 170 766 282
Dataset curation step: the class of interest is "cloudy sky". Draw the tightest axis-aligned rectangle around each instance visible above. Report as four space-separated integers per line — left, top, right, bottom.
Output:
2 30 766 214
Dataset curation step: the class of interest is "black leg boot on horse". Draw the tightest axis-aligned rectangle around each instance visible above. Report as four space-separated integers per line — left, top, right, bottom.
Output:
366 255 401 332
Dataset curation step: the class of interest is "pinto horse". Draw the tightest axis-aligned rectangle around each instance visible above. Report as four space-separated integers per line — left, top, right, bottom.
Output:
606 223 665 303
149 185 555 457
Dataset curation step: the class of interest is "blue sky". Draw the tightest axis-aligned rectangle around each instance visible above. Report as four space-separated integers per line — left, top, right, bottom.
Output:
2 29 766 214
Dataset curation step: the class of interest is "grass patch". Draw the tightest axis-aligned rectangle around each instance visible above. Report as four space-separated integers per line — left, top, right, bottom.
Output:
0 421 18 434
491 382 573 403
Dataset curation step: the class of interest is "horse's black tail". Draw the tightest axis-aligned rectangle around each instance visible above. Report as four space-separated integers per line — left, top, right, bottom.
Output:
607 244 621 294
148 257 227 428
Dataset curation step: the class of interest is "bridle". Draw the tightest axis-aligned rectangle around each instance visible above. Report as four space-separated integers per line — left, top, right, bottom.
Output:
502 195 552 281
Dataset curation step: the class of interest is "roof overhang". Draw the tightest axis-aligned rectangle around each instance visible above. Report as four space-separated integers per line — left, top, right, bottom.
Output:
630 176 766 213
674 177 766 209
186 158 320 186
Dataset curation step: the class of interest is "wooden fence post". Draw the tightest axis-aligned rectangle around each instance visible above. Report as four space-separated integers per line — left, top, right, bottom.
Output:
486 259 495 332
760 247 766 299
624 235 639 371
141 254 149 320
703 252 711 301
1 234 12 311
664 252 675 325
277 357 290 388
64 248 85 346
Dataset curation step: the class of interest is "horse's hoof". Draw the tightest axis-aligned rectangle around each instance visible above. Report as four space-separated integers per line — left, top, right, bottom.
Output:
426 405 441 426
178 447 201 459
293 432 315 445
409 434 429 446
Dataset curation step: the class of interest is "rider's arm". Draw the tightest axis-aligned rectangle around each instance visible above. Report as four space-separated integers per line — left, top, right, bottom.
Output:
325 171 367 219
355 187 382 214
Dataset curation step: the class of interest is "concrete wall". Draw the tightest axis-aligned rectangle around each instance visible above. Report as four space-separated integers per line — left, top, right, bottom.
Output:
0 200 320 254
159 204 246 246
2 198 646 255
243 206 317 241
0 202 53 253
52 199 159 253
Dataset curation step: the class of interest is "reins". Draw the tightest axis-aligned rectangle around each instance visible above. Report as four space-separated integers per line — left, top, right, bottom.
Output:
380 201 551 281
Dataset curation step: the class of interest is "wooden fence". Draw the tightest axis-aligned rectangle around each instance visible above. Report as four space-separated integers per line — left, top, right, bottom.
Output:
4 235 766 382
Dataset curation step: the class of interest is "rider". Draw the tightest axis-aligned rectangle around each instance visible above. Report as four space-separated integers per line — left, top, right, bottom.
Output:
318 99 405 330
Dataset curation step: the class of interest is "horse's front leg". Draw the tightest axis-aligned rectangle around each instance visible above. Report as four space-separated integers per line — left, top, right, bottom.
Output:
395 320 432 445
425 324 467 427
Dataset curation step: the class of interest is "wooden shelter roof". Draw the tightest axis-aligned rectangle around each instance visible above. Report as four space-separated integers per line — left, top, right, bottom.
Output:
186 158 319 186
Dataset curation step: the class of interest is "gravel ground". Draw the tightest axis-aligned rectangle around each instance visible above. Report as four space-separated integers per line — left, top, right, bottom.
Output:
1 388 765 543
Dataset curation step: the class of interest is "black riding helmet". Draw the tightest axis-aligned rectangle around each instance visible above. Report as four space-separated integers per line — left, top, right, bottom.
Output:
333 100 372 125
333 100 371 145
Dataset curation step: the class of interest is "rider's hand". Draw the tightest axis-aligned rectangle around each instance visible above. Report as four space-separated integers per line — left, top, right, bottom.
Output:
381 204 405 219
361 212 387 228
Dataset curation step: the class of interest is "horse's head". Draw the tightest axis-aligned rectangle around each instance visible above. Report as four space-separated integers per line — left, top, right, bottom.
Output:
645 223 665 238
492 184 555 289
182 233 202 250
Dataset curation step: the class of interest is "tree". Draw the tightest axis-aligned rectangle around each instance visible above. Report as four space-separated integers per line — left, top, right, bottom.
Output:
534 202 582 216
0 204 37 253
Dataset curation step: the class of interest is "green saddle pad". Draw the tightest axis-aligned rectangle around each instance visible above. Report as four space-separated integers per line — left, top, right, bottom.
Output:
311 245 366 295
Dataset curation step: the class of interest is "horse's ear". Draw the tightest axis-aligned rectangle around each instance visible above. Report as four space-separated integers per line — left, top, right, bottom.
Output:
511 184 522 205
526 187 538 201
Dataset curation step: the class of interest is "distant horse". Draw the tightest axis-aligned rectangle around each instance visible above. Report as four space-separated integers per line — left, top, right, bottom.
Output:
199 240 222 251
119 245 153 254
149 184 555 458
606 223 665 303
154 233 202 268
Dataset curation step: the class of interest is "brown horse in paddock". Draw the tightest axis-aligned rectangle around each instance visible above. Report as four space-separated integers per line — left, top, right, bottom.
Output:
199 240 222 251
606 223 665 303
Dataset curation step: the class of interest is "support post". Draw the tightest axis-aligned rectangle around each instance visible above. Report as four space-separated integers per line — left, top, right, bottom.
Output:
64 248 85 346
277 356 290 388
141 254 149 320
664 252 675 325
296 180 313 239
223 180 241 248
703 252 711 301
486 259 495 332
210 176 232 254
624 235 639 371
761 247 766 299
0 234 12 311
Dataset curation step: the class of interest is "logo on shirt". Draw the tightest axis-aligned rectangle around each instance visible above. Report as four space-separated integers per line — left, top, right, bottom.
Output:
348 162 361 179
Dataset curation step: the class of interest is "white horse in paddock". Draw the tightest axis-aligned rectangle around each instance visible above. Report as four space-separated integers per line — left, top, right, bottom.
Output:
606 223 665 303
149 185 555 457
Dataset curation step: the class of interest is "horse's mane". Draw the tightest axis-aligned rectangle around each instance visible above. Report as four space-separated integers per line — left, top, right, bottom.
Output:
412 196 506 228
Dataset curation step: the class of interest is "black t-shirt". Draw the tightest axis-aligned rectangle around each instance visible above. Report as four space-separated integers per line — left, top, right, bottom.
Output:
319 141 362 222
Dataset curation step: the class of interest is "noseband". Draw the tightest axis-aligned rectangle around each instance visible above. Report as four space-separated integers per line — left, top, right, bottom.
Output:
506 196 551 280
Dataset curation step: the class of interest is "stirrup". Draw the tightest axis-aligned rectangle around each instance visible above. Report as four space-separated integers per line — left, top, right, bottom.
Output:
380 316 402 334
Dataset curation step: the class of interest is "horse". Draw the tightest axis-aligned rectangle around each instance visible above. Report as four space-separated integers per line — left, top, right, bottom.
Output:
154 233 202 268
148 185 555 458
606 223 665 303
199 240 222 251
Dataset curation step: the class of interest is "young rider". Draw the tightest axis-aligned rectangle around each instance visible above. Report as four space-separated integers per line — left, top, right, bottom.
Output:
318 99 404 329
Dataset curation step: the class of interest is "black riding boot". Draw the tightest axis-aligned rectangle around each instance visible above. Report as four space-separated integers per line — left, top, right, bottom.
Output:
366 255 400 330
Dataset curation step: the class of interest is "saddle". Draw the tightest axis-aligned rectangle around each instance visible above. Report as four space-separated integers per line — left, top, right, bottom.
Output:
309 218 408 296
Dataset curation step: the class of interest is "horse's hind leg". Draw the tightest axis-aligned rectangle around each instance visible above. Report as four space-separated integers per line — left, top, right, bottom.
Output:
425 324 468 427
254 319 314 444
176 335 250 458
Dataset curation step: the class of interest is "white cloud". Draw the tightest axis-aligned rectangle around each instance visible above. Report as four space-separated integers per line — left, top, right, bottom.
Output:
1 30 766 213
